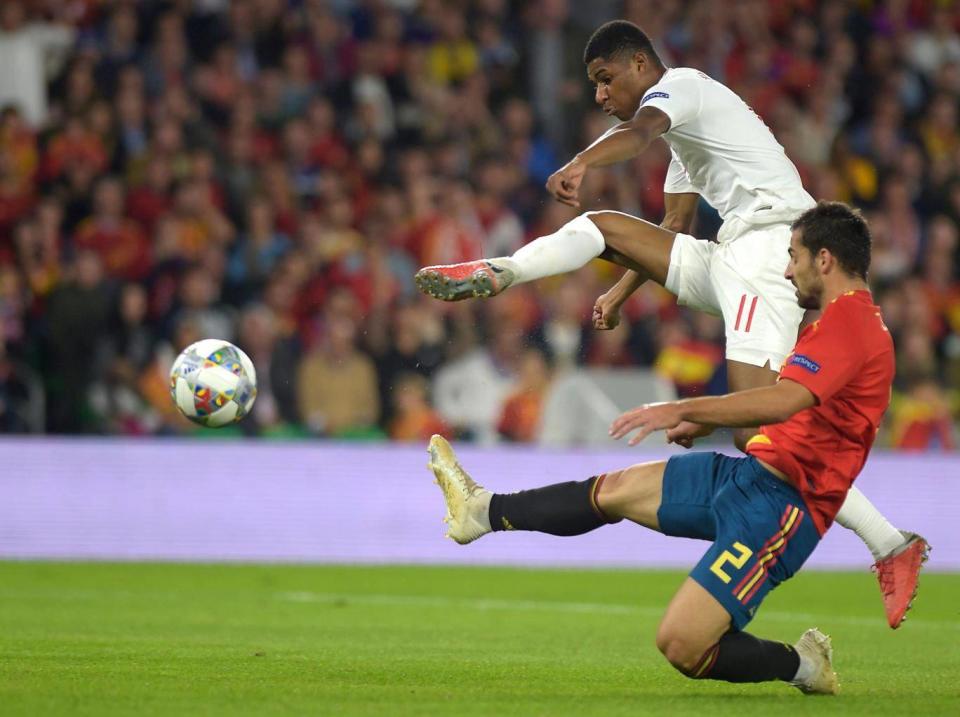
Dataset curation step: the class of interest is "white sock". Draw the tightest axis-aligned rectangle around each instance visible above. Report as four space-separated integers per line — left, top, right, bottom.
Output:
503 214 606 284
834 485 904 561
792 652 816 684
475 490 493 533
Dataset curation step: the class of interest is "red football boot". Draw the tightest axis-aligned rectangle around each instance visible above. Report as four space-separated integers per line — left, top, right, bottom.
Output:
872 532 931 629
414 259 516 301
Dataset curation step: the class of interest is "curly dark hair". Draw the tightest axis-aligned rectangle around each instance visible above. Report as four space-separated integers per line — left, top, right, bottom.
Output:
583 20 662 66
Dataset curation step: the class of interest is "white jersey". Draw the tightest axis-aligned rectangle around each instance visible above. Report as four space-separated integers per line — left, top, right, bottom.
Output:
640 67 815 227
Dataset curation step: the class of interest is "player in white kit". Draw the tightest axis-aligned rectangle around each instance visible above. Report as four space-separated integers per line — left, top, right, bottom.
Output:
414 20 927 628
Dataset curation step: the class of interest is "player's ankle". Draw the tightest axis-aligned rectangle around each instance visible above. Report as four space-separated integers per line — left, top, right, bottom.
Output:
790 653 816 685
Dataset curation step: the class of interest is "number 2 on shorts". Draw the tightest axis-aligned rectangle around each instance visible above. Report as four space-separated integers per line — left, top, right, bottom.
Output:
710 541 753 583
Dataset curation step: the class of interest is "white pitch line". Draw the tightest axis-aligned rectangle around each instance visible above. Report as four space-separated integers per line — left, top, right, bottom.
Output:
275 591 960 631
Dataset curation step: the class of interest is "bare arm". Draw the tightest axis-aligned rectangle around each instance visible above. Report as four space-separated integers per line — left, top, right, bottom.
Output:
593 191 701 325
547 108 672 208
675 380 816 428
610 380 816 446
576 107 672 168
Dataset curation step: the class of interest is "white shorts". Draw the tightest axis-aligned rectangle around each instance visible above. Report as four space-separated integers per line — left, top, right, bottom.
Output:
664 222 804 369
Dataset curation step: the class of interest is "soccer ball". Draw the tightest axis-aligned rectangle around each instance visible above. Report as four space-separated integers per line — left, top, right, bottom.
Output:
169 339 258 427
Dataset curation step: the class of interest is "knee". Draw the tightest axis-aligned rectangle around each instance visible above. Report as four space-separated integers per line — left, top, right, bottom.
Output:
655 626 707 677
594 462 663 525
594 468 642 520
582 210 614 234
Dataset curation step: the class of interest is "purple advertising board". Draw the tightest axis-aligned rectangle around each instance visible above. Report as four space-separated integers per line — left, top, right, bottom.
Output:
0 438 956 570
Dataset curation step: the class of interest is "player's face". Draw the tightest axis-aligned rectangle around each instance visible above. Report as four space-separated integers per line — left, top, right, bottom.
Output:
587 55 650 121
785 231 824 310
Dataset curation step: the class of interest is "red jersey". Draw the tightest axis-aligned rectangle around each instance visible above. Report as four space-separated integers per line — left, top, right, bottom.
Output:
746 291 894 535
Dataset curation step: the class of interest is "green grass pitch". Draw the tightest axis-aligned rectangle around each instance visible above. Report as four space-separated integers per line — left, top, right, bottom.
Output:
1 562 957 716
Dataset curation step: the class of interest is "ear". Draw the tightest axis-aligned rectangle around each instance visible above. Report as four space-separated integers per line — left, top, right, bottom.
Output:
633 50 647 71
817 247 835 273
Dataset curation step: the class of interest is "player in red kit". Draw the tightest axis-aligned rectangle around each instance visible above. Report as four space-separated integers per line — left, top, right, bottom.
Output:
742 289 894 537
426 202 913 694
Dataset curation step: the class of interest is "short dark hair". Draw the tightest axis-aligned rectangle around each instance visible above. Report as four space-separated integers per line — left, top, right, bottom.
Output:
583 20 661 66
791 201 872 280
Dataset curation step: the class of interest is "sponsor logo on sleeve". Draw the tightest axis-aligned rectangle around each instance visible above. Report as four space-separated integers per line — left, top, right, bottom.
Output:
788 354 821 373
641 91 670 104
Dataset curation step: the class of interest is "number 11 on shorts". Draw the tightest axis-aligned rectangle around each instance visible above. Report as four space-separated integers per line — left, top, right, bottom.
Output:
710 542 753 583
734 294 758 332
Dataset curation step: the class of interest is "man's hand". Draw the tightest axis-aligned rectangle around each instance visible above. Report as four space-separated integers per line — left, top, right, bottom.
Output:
610 401 686 446
592 291 622 330
546 157 587 208
665 421 715 449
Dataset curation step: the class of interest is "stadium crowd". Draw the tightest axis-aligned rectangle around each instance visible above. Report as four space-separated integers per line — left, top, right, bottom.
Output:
0 0 957 449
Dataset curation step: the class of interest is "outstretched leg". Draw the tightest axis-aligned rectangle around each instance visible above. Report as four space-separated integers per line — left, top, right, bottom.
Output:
427 434 632 543
426 436 838 693
414 211 674 301
426 434 664 544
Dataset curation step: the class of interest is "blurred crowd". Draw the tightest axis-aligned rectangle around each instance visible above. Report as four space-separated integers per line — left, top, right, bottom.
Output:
0 0 957 449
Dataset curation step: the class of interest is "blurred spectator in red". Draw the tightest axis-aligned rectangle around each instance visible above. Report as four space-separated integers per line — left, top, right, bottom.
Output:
300 4 357 88
0 263 27 351
42 116 108 181
125 156 173 234
14 210 60 300
888 377 957 450
0 104 38 201
163 177 234 262
388 372 452 442
0 110 37 243
497 346 552 443
74 176 151 281
654 317 724 398
305 97 349 170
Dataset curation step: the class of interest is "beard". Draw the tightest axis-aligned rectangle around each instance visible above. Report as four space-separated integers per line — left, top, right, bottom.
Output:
795 282 823 310
797 293 820 310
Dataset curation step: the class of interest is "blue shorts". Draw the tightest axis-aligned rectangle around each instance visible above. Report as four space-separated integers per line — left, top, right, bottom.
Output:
658 452 820 630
